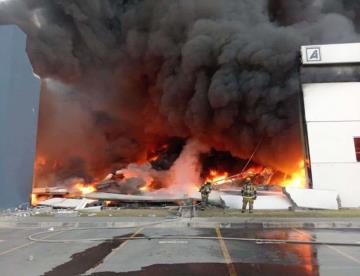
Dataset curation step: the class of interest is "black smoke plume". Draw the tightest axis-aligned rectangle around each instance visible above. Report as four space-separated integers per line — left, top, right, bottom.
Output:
1 0 360 186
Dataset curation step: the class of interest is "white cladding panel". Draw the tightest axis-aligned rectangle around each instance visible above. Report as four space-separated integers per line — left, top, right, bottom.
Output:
220 193 292 210
303 81 360 207
301 43 360 65
303 82 360 121
311 163 360 208
285 187 338 210
307 122 360 163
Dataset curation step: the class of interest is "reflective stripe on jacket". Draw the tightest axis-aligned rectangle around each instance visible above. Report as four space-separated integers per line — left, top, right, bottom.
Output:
241 185 256 198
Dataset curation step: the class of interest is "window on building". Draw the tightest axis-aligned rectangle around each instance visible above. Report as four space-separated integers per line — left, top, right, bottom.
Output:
354 138 360 162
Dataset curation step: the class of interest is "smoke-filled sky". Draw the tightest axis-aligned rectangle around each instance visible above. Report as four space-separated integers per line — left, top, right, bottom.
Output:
2 0 360 186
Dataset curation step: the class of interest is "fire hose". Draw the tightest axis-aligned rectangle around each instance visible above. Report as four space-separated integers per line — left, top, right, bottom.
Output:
27 227 360 247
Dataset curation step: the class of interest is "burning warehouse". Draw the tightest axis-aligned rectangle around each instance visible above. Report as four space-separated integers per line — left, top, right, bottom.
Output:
1 1 360 209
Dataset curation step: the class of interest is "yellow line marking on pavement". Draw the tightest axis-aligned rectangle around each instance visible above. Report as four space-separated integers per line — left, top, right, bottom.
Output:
215 226 237 276
293 228 360 265
116 227 144 250
0 230 63 257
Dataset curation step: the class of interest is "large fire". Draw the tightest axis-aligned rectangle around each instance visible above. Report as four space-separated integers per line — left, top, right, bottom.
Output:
5 0 323 206
32 138 308 205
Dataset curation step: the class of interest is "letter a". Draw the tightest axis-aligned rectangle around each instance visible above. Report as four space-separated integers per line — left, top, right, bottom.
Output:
310 50 318 60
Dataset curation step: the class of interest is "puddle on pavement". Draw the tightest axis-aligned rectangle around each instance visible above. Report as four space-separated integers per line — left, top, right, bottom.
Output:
220 228 319 274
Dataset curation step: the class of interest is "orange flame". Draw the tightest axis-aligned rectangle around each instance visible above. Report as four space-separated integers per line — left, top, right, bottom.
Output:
74 183 96 195
147 144 169 162
31 193 39 206
139 185 149 192
280 161 306 188
148 155 159 162
206 170 229 185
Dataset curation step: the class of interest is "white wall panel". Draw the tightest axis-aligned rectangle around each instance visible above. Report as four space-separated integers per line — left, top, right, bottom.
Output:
307 122 360 163
311 163 360 208
303 82 360 121
220 193 292 210
302 81 360 207
285 187 338 210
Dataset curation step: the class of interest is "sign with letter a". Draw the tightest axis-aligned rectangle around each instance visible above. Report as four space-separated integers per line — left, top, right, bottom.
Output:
306 47 321 62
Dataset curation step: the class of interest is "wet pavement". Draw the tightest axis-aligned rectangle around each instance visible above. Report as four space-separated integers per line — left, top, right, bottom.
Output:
0 226 359 275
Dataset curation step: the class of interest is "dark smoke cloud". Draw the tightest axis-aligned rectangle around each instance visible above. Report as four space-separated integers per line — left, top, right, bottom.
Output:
1 0 360 184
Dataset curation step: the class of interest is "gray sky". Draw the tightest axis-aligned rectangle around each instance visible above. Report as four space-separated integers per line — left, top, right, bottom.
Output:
0 25 40 208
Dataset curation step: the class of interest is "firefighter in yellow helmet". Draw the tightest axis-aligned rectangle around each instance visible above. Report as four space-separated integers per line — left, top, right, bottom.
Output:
199 181 212 210
241 177 257 213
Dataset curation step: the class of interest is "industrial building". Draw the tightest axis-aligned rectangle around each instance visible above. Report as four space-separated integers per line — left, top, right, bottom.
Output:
301 42 360 208
1 24 360 209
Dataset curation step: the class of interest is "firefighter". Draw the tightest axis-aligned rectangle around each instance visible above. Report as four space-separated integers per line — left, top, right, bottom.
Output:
241 177 257 213
199 181 212 210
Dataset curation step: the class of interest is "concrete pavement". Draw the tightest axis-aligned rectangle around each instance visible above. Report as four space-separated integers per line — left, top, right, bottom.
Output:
1 212 360 275
0 226 360 275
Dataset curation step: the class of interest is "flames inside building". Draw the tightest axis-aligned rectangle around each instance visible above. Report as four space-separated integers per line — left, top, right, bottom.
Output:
32 137 307 205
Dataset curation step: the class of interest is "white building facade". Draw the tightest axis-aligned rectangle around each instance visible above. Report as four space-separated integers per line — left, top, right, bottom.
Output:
301 43 360 208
